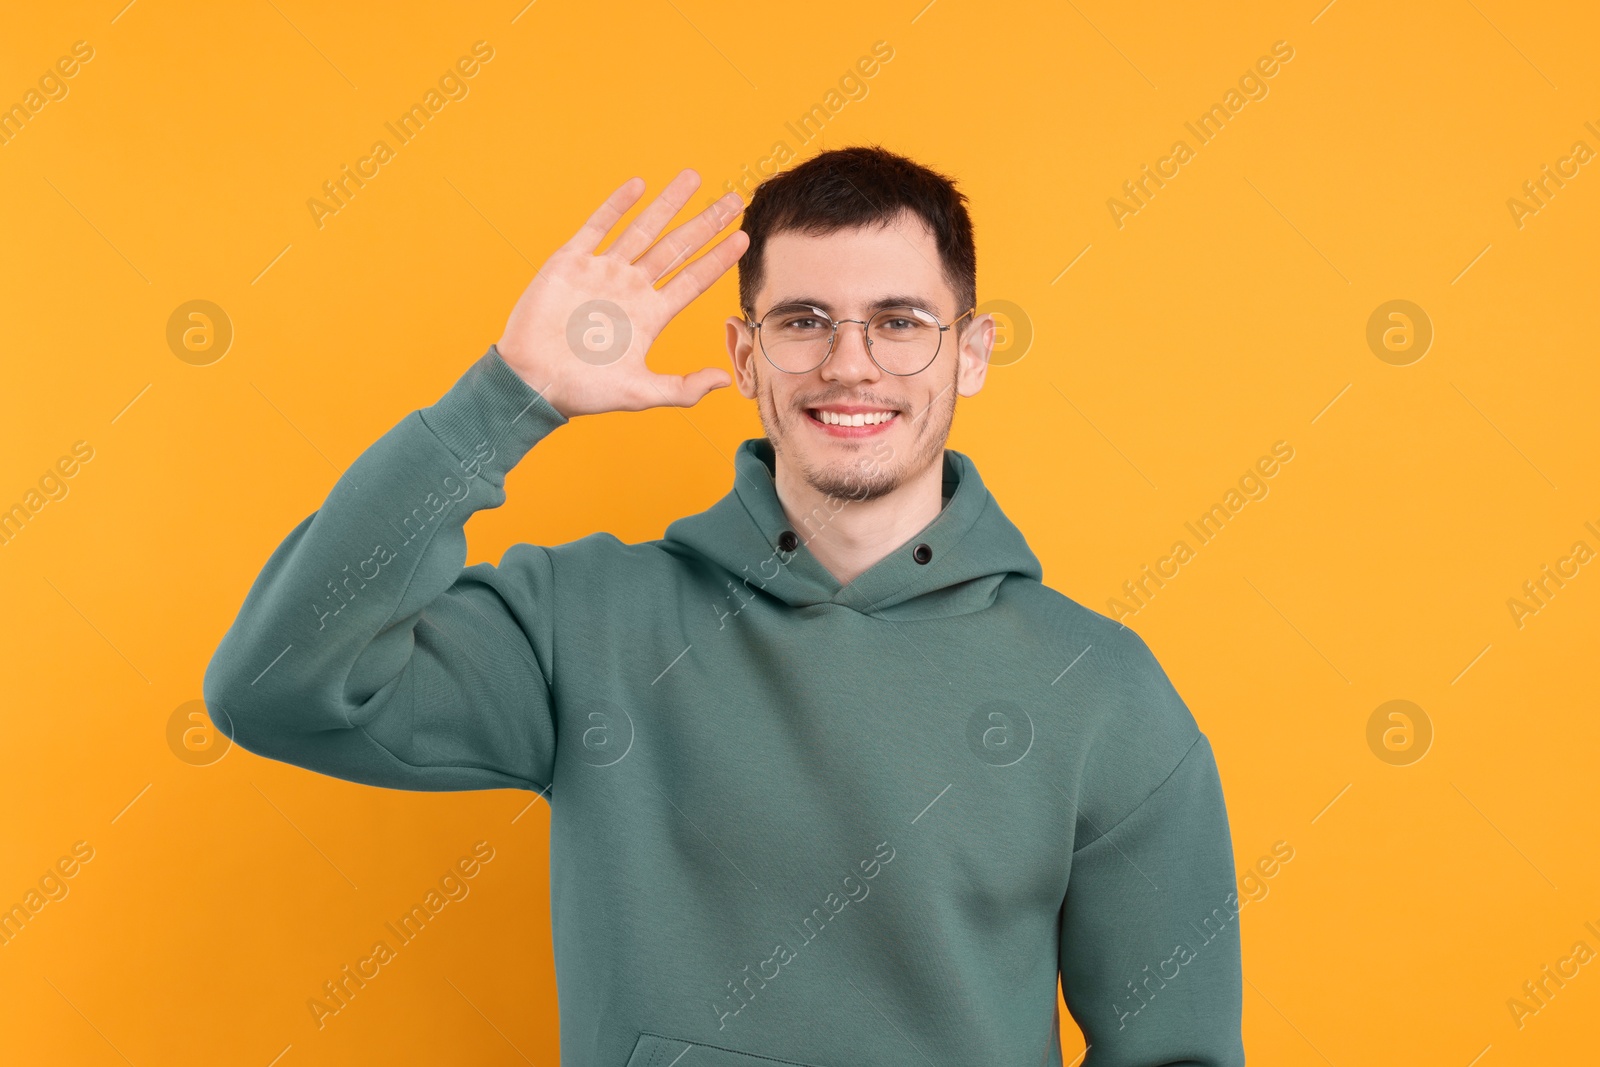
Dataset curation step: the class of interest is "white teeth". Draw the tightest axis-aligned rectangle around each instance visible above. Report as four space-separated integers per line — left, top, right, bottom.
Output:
814 409 895 426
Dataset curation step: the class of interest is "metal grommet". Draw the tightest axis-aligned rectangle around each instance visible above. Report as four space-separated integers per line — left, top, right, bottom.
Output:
912 543 933 565
777 530 799 553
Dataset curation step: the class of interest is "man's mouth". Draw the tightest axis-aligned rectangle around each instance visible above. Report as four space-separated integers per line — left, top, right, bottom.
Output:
805 405 900 433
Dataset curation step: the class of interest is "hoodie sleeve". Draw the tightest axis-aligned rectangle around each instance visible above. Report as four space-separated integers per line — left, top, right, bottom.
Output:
201 345 569 794
1058 650 1245 1065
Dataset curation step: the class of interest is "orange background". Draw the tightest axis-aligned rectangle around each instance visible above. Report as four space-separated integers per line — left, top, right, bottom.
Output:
2 1 1598 1063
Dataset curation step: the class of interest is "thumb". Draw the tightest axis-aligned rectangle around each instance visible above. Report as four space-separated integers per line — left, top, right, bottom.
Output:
650 367 732 408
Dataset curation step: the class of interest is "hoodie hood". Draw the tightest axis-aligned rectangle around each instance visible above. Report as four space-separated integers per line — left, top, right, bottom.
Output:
662 438 1043 621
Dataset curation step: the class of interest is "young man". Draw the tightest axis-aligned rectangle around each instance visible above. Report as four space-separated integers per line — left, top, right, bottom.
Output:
205 147 1245 1066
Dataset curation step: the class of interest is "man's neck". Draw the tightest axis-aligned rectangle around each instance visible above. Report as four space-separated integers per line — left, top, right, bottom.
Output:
772 451 947 587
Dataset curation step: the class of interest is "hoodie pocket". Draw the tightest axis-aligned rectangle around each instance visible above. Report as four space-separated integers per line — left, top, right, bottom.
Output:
625 1031 831 1067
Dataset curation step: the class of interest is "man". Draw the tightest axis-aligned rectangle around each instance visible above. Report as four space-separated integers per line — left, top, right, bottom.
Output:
205 146 1245 1066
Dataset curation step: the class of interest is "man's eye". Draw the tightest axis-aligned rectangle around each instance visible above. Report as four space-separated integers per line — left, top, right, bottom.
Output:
877 317 927 333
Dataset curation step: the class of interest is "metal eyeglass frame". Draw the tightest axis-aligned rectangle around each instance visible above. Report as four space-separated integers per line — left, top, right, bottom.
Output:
741 302 976 376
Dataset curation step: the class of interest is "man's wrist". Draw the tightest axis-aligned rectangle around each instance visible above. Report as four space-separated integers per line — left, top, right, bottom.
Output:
491 341 572 419
420 346 569 473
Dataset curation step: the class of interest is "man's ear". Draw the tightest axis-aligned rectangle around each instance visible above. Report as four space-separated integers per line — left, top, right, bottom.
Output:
726 315 759 399
955 313 995 398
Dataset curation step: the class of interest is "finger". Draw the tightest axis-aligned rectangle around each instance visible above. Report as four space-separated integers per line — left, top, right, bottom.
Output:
638 367 732 409
659 227 750 317
603 168 702 263
636 190 744 285
562 176 647 255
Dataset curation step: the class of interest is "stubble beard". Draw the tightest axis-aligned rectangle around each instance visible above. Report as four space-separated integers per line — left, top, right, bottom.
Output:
753 359 958 504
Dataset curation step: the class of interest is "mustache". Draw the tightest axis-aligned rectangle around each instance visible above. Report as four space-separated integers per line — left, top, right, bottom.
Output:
797 395 903 411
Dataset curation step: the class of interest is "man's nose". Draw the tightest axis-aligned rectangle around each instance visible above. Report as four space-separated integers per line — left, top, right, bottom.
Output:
822 320 879 382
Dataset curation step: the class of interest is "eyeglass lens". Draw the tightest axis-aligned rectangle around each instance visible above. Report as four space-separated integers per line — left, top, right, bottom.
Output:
759 305 943 374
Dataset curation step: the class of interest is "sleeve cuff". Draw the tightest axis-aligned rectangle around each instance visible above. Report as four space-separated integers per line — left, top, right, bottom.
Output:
419 344 569 473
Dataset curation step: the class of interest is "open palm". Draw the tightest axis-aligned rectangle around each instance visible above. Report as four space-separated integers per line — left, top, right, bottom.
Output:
495 170 749 418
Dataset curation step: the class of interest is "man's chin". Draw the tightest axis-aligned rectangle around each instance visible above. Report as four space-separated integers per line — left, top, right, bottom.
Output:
798 456 898 503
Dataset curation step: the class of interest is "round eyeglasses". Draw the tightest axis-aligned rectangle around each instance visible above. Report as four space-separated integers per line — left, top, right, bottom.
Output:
743 303 975 376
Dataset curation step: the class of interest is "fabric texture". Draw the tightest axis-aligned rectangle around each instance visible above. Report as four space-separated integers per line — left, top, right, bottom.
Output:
204 344 1245 1066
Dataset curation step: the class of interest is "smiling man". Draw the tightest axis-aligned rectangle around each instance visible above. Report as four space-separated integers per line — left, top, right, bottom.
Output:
725 162 977 588
205 146 1245 1066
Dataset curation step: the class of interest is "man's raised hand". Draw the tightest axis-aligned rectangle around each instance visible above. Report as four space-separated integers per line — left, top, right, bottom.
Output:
494 169 749 418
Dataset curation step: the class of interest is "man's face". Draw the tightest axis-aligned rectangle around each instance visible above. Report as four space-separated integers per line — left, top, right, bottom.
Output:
725 211 993 503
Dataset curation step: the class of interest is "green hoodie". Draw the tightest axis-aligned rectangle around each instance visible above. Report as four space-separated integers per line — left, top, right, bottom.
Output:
204 345 1245 1066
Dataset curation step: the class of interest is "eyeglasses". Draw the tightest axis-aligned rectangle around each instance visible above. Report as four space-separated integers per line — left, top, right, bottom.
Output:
742 303 976 376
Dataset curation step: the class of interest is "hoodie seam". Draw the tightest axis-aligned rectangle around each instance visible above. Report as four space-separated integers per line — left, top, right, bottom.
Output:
351 722 542 790
1071 732 1204 854
634 1031 829 1066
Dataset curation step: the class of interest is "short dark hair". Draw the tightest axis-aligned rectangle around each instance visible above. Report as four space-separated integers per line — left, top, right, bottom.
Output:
736 145 976 331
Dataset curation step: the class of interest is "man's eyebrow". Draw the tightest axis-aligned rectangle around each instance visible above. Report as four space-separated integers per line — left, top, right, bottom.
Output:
767 295 942 316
